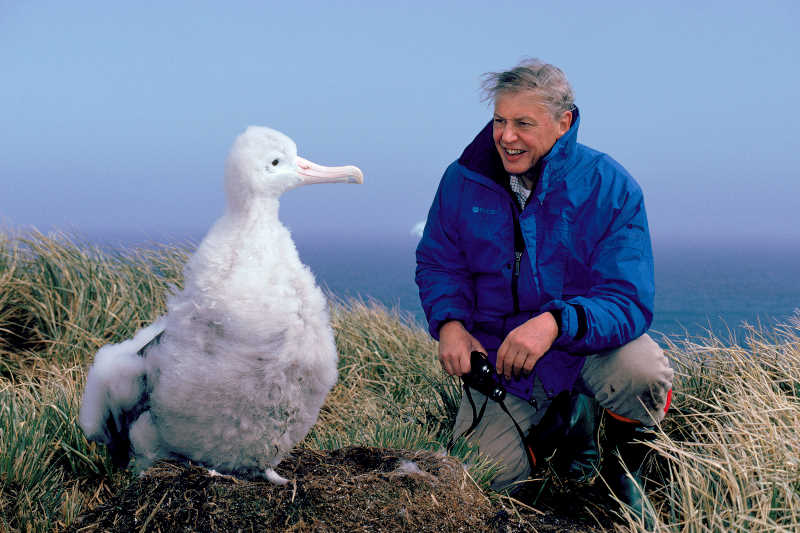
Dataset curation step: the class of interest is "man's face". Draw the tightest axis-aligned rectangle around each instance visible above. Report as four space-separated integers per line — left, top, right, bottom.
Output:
492 90 572 175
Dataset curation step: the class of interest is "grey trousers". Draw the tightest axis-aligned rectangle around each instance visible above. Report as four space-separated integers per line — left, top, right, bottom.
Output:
451 333 674 491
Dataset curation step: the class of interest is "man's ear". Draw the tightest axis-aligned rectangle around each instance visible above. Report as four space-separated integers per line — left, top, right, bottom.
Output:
557 110 572 136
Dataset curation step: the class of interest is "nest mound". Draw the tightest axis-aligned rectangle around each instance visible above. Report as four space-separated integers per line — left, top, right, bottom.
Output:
69 447 502 532
69 446 609 532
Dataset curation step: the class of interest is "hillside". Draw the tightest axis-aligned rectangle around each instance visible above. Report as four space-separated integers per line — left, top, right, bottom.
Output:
1 232 799 532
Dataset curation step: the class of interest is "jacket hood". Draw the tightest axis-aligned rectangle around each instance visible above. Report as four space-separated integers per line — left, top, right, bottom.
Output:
458 108 581 188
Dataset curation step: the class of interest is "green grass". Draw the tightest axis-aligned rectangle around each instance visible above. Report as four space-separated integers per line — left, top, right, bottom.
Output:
1 231 799 532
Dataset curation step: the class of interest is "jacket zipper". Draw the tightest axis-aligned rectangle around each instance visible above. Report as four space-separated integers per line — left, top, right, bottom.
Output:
511 177 542 315
512 250 522 313
511 204 524 314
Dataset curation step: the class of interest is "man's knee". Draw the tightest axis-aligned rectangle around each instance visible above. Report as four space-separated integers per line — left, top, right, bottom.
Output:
611 334 673 390
586 334 674 424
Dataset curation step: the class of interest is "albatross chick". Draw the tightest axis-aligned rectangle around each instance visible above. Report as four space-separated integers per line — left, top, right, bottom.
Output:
79 126 363 485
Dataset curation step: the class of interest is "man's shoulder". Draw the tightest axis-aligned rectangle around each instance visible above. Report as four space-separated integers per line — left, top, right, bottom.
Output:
571 143 641 195
574 143 630 175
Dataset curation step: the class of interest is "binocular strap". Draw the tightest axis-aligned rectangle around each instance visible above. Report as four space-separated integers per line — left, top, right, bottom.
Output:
447 382 537 476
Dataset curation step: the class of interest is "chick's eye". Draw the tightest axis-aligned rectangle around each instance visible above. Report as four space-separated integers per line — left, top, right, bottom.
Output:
271 159 279 167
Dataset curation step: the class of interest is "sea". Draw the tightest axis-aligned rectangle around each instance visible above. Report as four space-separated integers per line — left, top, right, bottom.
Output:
291 233 800 346
93 230 800 347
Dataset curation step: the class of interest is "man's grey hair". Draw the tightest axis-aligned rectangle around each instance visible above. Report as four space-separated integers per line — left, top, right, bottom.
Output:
481 58 575 119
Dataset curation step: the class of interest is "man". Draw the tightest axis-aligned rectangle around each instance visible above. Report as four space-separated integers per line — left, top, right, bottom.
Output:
415 59 673 525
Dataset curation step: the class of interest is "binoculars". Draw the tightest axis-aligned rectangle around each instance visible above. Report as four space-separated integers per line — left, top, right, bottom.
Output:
462 351 506 403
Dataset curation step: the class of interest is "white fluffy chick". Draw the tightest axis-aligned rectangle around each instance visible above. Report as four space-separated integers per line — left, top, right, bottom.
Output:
79 127 363 485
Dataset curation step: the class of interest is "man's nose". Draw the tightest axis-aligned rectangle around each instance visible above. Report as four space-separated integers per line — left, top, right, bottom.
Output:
501 125 517 144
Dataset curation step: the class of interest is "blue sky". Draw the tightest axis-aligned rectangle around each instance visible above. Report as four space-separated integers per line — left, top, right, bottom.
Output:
2 1 798 246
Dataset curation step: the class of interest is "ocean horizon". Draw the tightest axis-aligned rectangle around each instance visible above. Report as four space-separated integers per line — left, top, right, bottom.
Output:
41 228 800 346
294 232 800 345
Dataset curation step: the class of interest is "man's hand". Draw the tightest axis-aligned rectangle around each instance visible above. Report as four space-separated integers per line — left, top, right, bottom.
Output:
496 312 559 379
438 321 487 376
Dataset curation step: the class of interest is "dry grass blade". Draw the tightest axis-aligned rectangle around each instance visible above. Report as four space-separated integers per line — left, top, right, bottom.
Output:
655 321 800 532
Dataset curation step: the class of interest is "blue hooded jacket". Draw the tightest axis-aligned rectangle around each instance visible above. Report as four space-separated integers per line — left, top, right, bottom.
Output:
415 110 655 401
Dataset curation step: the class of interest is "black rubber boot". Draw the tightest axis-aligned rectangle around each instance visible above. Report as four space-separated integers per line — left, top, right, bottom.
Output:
603 415 658 530
562 393 601 483
529 392 601 482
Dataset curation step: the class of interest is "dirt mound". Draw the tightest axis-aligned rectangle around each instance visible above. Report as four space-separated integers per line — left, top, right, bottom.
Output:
68 446 610 532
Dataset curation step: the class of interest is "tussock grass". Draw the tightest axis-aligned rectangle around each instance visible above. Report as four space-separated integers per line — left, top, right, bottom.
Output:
0 231 798 531
0 230 187 378
0 368 126 532
652 320 800 532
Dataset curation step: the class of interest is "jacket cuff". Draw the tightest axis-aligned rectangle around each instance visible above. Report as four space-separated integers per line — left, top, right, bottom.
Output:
542 300 587 346
548 309 563 338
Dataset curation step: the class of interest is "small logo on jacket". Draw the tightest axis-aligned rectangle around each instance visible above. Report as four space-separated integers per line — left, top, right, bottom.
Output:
472 206 497 215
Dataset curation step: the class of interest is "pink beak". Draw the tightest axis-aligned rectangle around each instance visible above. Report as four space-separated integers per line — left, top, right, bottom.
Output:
296 156 364 185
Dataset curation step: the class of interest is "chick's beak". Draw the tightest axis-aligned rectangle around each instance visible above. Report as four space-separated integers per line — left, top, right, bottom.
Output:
296 156 364 185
